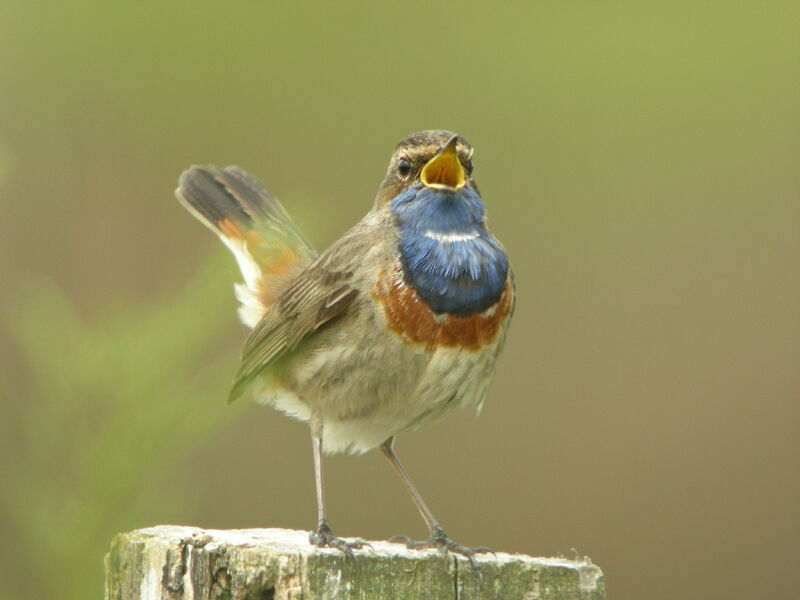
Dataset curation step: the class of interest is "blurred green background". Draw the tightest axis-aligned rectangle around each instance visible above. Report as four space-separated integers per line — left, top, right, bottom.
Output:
1 2 798 599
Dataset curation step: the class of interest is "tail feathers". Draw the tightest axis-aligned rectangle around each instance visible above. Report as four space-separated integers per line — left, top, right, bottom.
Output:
176 165 317 327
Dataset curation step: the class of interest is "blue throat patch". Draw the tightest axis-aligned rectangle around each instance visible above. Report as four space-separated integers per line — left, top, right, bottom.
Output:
390 184 509 317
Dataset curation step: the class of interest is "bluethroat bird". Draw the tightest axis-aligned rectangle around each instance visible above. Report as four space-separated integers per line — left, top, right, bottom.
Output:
176 130 514 565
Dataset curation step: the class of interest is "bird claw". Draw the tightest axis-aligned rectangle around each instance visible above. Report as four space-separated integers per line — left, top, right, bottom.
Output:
309 523 367 560
391 526 492 582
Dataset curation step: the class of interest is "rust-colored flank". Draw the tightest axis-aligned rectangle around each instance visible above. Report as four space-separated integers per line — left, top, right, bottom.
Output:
374 264 512 351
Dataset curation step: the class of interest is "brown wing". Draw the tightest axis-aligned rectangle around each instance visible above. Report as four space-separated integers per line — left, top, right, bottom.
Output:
228 226 376 402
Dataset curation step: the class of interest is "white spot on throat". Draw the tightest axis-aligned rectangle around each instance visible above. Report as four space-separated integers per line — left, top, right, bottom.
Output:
423 229 480 243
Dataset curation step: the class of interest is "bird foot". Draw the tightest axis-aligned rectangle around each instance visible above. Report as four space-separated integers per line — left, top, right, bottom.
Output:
391 526 493 581
309 522 368 559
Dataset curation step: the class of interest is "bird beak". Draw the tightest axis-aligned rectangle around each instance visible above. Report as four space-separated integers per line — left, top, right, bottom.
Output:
420 136 465 190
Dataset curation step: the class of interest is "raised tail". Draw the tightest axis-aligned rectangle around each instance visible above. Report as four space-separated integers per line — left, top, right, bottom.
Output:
176 165 317 328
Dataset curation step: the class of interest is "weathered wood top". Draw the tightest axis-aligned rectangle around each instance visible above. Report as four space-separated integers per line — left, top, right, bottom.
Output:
105 525 604 600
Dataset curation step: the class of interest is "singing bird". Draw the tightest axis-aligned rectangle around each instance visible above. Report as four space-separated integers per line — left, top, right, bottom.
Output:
176 130 514 563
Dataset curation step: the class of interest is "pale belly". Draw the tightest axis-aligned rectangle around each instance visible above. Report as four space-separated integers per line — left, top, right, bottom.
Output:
251 308 506 455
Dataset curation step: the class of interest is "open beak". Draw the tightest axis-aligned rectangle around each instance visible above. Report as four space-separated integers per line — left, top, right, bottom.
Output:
420 135 465 190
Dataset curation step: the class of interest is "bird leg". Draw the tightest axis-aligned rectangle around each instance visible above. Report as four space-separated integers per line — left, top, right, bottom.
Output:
308 412 365 558
380 437 492 577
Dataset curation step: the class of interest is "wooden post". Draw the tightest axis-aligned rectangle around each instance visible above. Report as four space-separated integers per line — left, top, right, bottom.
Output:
105 526 604 600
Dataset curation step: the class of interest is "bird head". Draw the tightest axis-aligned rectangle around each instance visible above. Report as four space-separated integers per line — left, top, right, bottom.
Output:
375 130 477 206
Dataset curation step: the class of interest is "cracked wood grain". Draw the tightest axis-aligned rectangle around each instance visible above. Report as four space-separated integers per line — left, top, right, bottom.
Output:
105 526 604 600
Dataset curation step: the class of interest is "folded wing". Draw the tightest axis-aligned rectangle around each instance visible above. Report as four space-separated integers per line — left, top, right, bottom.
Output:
228 228 378 402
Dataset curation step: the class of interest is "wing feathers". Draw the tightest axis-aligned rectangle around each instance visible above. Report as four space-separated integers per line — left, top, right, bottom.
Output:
226 225 380 403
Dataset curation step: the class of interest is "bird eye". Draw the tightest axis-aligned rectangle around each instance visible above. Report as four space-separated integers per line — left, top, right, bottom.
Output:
397 158 411 177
